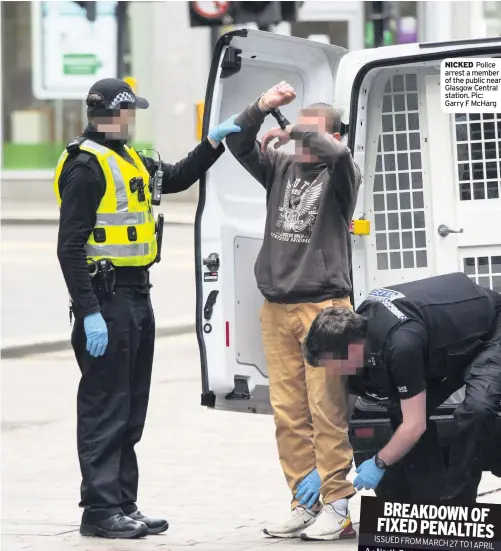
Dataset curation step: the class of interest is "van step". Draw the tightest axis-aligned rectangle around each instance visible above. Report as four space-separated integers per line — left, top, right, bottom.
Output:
225 377 250 400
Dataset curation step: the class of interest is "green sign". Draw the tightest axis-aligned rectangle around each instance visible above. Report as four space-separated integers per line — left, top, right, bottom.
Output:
63 54 102 75
365 22 395 48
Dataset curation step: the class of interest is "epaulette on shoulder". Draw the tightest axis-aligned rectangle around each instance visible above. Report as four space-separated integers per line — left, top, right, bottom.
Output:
66 136 86 154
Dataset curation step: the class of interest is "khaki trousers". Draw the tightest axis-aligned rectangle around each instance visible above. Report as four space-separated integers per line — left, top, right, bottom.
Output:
260 297 355 507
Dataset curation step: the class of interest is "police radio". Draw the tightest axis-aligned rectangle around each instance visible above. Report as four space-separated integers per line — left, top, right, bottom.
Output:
142 149 163 206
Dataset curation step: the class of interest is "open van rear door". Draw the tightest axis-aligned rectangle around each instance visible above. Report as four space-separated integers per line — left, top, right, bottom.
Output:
195 29 347 413
196 31 501 415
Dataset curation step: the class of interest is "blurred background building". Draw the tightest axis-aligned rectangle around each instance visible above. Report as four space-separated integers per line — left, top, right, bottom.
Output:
1 0 501 204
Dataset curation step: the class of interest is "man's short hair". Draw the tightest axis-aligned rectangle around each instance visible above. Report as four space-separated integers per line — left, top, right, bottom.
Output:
303 306 367 366
302 103 341 134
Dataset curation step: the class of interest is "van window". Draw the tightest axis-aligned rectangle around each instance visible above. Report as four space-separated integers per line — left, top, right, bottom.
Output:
454 113 501 292
454 113 500 201
373 73 427 272
463 255 501 292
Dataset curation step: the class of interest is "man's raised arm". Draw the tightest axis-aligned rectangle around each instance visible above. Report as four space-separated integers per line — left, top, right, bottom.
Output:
225 81 294 189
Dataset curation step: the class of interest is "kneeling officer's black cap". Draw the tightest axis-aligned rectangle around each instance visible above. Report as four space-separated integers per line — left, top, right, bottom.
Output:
86 78 149 112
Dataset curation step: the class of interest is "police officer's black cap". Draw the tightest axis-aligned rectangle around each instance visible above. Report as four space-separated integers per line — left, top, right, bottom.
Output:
86 78 149 111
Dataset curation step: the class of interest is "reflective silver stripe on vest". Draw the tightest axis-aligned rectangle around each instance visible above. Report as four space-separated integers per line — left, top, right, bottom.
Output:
81 139 109 156
96 212 146 226
81 139 129 213
86 242 150 258
107 156 129 212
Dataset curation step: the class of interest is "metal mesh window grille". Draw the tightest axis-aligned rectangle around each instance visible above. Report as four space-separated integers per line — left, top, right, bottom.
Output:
374 74 428 271
454 113 501 201
463 254 501 292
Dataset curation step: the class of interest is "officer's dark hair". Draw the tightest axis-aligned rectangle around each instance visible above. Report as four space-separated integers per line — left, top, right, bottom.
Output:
303 307 367 367
301 103 341 134
86 93 108 120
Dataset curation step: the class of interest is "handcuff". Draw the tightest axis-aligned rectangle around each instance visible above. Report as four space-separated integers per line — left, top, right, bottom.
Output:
260 93 290 131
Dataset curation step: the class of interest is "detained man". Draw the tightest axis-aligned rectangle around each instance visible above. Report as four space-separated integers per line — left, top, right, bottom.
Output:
225 81 361 541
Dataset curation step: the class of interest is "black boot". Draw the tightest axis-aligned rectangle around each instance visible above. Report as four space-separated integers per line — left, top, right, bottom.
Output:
80 513 148 539
128 510 169 535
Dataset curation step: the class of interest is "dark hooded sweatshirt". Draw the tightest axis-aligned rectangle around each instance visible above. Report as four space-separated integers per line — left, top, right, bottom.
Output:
225 100 361 304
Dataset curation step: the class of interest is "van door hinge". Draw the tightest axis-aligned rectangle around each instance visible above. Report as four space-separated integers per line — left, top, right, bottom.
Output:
220 47 242 79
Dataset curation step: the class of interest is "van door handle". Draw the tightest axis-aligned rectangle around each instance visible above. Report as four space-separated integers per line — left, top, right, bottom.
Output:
438 224 463 237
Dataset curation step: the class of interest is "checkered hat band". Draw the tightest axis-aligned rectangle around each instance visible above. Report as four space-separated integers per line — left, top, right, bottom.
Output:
109 91 136 109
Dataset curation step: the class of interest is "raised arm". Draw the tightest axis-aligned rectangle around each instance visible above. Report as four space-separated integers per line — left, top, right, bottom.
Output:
225 81 295 189
138 116 241 195
260 119 361 216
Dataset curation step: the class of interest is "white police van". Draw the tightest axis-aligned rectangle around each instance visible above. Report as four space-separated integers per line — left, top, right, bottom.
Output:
194 30 501 471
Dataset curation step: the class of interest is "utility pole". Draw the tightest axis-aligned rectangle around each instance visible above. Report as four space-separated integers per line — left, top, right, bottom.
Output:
116 1 128 78
210 26 220 54
372 1 385 47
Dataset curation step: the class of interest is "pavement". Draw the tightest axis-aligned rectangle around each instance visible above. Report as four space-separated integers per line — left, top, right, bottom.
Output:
2 333 501 551
0 219 198 358
2 206 500 551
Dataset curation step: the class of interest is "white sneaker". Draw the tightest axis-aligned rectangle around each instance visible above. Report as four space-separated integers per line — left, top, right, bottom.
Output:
300 503 356 541
263 506 318 538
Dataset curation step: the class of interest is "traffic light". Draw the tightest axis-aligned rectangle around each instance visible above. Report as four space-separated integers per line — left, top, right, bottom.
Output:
189 1 301 28
369 1 395 47
280 1 302 22
232 2 282 26
74 1 97 22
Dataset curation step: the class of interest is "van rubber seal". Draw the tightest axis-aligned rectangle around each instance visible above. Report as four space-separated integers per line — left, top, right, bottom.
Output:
195 29 248 408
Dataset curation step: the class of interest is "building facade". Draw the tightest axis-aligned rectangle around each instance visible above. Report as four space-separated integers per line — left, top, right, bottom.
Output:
1 1 499 204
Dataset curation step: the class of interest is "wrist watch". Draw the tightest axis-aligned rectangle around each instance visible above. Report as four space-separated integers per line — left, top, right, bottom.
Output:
375 453 387 470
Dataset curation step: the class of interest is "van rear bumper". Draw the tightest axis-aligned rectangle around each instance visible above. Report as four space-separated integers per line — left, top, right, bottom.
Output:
349 410 501 475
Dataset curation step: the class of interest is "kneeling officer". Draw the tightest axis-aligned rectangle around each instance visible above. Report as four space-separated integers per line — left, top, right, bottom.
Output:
54 78 240 538
304 272 501 503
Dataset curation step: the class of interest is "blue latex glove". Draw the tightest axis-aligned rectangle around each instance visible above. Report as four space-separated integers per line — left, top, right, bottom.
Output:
208 114 241 142
295 468 321 509
83 312 108 358
353 457 386 491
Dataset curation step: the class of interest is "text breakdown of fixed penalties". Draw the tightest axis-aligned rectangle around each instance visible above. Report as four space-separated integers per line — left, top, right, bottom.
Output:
441 58 501 113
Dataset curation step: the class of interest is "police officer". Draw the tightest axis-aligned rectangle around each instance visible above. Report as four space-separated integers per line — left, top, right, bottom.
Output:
303 272 501 503
54 78 240 539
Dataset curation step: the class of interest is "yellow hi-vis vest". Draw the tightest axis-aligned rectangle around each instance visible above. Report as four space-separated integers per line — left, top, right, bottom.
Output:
53 138 158 268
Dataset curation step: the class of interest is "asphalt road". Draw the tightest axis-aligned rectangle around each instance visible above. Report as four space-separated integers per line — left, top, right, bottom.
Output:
0 334 359 551
1 224 196 346
2 334 501 551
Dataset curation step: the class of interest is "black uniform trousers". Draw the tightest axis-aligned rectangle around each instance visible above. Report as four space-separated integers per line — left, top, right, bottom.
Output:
376 313 501 503
71 279 155 522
